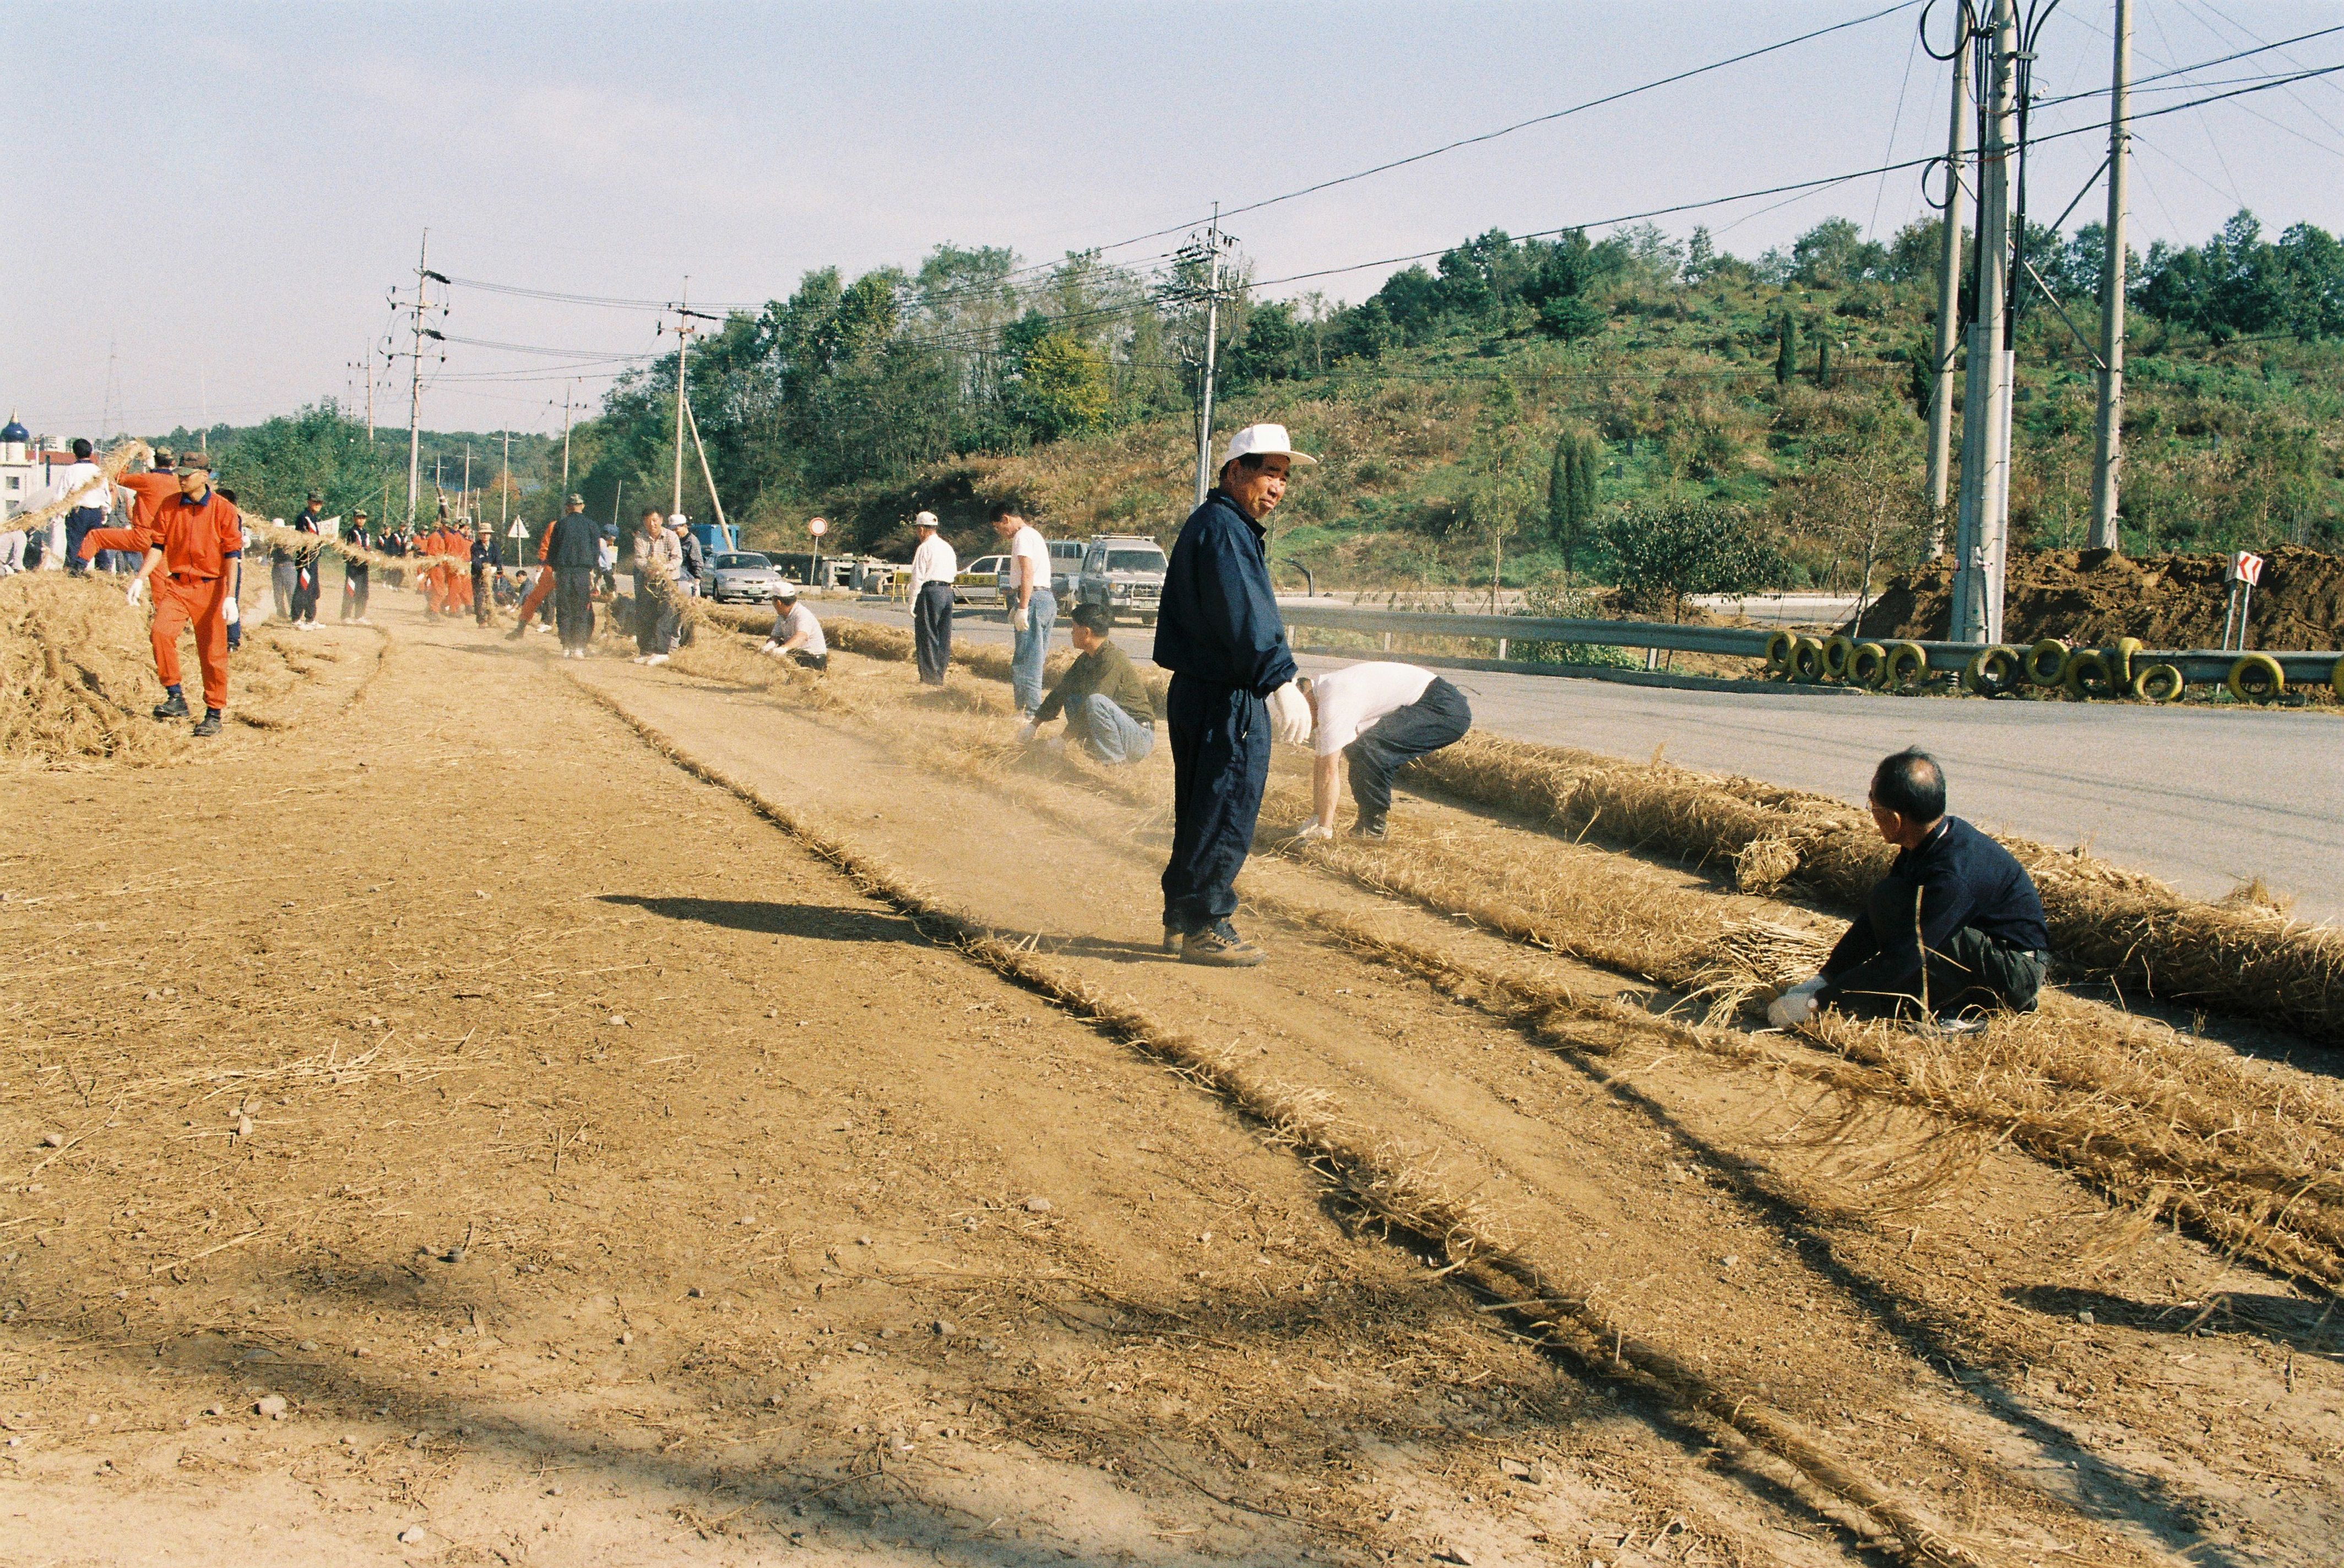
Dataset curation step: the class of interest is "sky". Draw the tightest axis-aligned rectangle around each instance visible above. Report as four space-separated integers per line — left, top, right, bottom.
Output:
4 0 2338 441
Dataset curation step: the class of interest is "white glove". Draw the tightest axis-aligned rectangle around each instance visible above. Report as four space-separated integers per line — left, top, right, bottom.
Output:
1018 721 1040 744
759 640 785 658
1765 976 1825 1030
221 594 238 624
1010 604 1030 633
1266 681 1312 746
125 578 145 606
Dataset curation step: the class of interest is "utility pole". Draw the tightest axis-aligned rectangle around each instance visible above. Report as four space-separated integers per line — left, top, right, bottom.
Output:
670 281 692 520
392 230 447 533
462 441 472 520
560 381 574 489
500 428 511 535
1924 22 1973 555
1192 207 1233 509
363 346 375 438
2088 0 2132 553
1950 0 2017 645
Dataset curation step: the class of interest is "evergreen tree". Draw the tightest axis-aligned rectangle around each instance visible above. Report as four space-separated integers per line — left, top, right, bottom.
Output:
1775 313 1797 384
1547 427 1599 582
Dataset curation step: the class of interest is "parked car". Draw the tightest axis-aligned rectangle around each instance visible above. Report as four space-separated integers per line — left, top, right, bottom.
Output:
994 539 1084 605
956 553 1006 606
1077 536 1169 625
707 551 786 604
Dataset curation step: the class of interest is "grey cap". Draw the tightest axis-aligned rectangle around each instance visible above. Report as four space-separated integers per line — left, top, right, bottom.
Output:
774 579 801 599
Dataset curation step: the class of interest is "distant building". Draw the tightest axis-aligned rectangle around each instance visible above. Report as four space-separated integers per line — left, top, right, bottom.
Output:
0 414 74 522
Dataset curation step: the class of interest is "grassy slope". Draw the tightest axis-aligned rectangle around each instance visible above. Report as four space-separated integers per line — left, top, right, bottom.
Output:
761 277 2343 591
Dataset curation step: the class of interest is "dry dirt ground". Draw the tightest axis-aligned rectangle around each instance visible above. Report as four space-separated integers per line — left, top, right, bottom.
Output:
1 589 2337 1567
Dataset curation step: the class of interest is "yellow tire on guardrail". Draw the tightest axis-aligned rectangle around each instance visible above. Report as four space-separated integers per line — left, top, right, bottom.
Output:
1884 640 1929 692
1789 636 1827 683
1762 629 1796 677
1848 641 1889 688
1821 634 1855 681
2023 638 2071 687
2132 663 2185 703
2111 637 2144 688
1965 644 2023 697
2063 646 2117 700
2227 653 2285 703
2331 656 2344 701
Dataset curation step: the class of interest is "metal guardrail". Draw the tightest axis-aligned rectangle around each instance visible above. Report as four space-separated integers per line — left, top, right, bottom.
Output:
1277 603 2341 685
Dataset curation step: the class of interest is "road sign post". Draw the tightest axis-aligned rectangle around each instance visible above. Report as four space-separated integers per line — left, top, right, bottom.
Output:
809 516 828 590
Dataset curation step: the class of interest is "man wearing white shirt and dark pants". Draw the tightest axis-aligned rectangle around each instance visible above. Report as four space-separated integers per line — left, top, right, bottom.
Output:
907 510 956 685
994 502 1054 715
1295 662 1472 841
763 581 828 670
55 440 108 577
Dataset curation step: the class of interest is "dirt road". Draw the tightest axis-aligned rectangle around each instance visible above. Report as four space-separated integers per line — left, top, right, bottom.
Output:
2 593 2336 1566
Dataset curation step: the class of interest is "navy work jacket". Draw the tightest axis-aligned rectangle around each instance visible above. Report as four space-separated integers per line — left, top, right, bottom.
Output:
1819 815 2051 1003
1151 489 1297 697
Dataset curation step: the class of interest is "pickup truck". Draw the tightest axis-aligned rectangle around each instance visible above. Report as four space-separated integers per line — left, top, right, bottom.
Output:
1076 536 1169 625
955 554 1006 606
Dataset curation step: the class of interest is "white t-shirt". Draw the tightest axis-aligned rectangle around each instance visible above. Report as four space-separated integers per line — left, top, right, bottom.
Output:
1310 662 1439 756
55 462 107 514
773 601 826 656
1004 525 1051 596
909 533 958 596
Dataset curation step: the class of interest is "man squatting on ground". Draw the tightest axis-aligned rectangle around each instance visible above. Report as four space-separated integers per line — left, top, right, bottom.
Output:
994 503 1054 717
762 580 827 669
1152 423 1316 967
1290 662 1472 842
907 509 956 685
122 452 243 737
1023 601 1154 763
1768 748 2050 1032
532 495 600 658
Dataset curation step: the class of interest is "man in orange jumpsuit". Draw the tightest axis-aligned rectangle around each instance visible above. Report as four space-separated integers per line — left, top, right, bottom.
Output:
419 514 453 615
506 493 579 639
126 452 243 736
76 447 178 569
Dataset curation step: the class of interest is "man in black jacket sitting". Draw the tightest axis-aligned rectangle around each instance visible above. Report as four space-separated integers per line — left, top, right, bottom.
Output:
1769 748 2049 1033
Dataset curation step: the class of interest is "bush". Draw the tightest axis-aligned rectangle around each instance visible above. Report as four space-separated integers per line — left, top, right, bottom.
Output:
1602 499 1785 620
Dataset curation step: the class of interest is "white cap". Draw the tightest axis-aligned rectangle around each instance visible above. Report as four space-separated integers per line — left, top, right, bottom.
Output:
1220 422 1316 469
774 579 800 599
668 513 688 528
914 511 939 529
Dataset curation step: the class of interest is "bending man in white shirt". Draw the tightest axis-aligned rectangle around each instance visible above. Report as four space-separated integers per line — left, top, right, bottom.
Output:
762 581 828 670
905 510 957 686
1294 661 1473 841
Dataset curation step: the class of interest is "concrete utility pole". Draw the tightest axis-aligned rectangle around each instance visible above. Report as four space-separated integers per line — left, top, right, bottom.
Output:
500 429 511 534
671 281 692 520
405 231 428 534
560 381 574 489
1924 26 1973 554
2088 0 2133 553
1950 0 2019 645
1192 205 1225 511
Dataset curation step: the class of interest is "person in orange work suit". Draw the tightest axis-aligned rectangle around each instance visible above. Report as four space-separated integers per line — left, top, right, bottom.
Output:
419 514 452 615
75 447 179 571
505 494 573 639
124 452 244 737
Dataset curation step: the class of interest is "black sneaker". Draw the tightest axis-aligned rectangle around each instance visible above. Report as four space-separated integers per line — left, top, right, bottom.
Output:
1162 925 1185 954
1349 820 1388 841
191 711 223 737
504 626 528 641
1180 920 1266 968
151 693 189 720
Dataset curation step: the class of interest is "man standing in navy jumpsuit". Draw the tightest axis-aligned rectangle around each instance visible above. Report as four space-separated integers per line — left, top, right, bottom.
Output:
1151 424 1316 966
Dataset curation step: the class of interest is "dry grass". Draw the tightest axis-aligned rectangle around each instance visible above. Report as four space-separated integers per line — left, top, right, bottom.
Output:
1412 731 2344 1045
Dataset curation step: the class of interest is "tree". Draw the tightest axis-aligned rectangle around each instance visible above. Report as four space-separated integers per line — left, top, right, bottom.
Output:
1455 378 1539 610
1789 218 1884 288
1602 500 1783 622
1547 426 1599 583
218 401 397 521
1776 442 1927 635
1775 313 1797 384
1016 333 1109 441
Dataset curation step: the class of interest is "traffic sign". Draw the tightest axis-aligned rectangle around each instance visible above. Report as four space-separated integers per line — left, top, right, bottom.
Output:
507 520 528 539
2229 551 2264 586
807 516 828 538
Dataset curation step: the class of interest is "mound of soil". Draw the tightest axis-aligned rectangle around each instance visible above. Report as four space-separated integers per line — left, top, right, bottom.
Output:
1846 545 2344 650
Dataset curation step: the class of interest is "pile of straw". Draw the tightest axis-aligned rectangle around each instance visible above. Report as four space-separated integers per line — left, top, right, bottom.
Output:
1412 732 2344 1045
0 573 186 765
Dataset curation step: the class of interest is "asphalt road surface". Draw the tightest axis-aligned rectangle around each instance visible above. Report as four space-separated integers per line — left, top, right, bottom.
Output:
823 598 2343 922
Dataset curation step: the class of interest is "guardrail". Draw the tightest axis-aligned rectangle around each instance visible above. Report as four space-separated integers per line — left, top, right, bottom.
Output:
1276 603 2341 687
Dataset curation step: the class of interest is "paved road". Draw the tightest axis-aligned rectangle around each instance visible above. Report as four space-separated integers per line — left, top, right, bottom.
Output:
818 599 2343 922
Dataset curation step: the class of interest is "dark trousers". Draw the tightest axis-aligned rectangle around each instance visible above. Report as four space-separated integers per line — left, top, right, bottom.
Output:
1161 675 1271 933
635 581 678 655
341 566 369 621
554 568 595 651
290 563 321 623
1833 919 2046 1021
913 581 954 685
64 508 103 574
473 566 493 625
1345 677 1473 829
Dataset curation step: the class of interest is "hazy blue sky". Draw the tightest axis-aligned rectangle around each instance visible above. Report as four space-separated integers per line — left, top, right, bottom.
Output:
5 1 2337 439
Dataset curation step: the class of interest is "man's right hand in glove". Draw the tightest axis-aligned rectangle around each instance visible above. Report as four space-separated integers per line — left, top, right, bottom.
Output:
1266 681 1312 746
1010 603 1030 633
1764 975 1827 1030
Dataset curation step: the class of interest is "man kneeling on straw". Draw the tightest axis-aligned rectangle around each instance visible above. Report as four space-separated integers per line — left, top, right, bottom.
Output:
1769 748 2049 1035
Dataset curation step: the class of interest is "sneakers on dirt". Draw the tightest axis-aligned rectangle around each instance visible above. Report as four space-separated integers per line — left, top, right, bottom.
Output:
1349 820 1388 841
151 692 190 721
1162 925 1184 954
190 711 223 738
1180 920 1266 968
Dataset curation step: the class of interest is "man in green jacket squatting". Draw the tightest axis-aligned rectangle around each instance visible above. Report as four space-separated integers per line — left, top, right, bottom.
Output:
1021 602 1155 763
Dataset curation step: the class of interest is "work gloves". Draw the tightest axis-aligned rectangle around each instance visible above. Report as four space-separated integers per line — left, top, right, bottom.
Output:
1764 975 1827 1030
125 577 145 607
1018 720 1041 744
1010 603 1030 633
1266 681 1312 746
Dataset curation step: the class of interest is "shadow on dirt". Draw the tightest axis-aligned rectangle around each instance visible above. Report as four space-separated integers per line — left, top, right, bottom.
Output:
599 894 921 944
